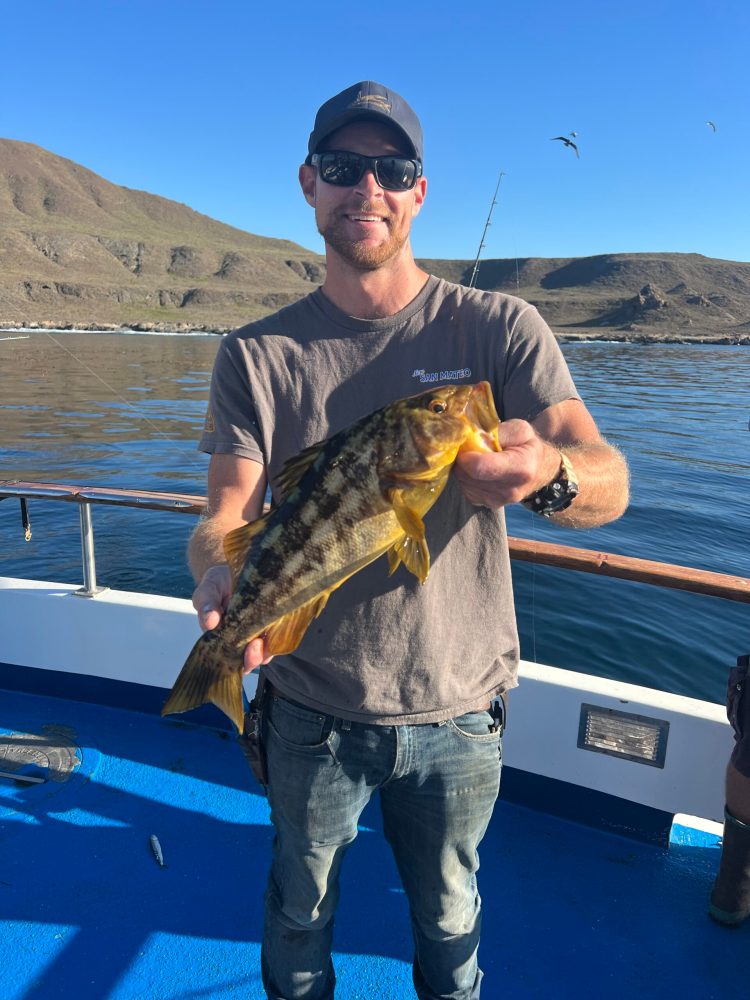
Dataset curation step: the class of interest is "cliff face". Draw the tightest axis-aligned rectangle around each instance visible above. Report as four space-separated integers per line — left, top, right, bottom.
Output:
1 138 749 340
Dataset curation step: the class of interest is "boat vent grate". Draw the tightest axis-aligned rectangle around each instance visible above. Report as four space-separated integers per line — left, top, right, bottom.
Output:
578 704 669 768
0 725 80 785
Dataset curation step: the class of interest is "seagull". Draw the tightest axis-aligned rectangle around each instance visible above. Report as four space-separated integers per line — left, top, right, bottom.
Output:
569 131 578 137
706 120 716 132
551 135 580 158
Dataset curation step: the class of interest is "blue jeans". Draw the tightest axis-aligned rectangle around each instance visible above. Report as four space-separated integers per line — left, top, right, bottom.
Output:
260 692 502 1000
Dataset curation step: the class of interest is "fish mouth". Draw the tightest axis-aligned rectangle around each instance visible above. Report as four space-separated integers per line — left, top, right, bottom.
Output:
463 381 500 451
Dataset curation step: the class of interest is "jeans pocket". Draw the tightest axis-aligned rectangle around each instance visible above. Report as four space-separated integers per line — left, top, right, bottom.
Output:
266 694 335 753
447 711 501 743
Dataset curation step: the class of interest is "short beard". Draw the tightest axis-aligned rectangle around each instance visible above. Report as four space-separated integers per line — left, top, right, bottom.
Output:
318 200 410 270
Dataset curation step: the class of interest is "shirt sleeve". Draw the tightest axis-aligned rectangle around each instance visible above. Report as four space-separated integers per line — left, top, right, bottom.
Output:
501 304 580 422
198 335 265 463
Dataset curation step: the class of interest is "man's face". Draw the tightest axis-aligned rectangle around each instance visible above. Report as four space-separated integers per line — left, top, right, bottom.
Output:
299 121 427 270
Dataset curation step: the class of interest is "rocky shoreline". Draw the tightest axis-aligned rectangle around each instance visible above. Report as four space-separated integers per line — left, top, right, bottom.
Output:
3 319 748 345
554 328 750 345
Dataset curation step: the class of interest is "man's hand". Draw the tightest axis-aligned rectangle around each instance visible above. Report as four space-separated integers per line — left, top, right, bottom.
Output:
453 399 629 528
191 564 272 674
193 564 233 631
454 419 561 509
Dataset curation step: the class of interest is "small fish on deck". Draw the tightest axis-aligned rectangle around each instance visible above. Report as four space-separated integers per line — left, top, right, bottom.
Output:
150 834 166 868
162 382 500 731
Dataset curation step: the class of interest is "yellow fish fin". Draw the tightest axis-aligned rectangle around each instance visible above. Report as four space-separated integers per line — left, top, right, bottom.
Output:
263 590 332 656
161 634 245 731
386 535 430 584
275 442 325 499
263 543 391 655
387 543 403 577
386 488 430 584
223 517 268 588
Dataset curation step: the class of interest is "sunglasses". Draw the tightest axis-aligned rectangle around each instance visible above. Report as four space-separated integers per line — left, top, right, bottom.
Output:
310 150 423 191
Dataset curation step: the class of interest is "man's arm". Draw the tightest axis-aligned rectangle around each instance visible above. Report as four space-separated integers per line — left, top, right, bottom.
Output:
453 398 629 528
189 453 267 585
189 453 271 669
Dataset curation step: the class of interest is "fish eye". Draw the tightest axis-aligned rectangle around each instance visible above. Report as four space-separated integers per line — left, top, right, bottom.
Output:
428 399 447 414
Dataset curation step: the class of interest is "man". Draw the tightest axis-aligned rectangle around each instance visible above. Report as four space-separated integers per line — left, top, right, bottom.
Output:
191 81 629 1000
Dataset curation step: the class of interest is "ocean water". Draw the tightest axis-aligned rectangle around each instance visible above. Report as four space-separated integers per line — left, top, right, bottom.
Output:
1 330 748 703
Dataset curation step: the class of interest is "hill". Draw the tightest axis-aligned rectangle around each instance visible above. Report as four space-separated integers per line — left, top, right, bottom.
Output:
0 138 324 330
1 138 748 341
422 254 750 342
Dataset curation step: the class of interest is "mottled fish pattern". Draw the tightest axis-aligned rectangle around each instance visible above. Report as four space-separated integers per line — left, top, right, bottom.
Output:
162 382 500 730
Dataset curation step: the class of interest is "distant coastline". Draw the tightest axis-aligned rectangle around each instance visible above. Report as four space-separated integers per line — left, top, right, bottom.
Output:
2 140 749 342
3 322 748 345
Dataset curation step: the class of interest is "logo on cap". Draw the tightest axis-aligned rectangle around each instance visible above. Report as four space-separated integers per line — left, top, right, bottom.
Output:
350 92 392 114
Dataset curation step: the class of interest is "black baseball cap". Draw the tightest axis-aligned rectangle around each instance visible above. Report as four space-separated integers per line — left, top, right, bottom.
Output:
307 81 423 162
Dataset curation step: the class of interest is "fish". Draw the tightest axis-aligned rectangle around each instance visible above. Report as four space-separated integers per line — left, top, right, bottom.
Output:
162 382 500 730
150 834 166 868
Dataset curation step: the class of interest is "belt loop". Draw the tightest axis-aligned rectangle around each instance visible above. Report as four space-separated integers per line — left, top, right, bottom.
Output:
341 718 352 732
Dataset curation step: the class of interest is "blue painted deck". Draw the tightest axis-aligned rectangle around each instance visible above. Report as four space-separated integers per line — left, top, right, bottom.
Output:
1 687 747 1000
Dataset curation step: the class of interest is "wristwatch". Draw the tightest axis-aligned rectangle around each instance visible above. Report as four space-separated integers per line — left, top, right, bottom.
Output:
521 452 579 518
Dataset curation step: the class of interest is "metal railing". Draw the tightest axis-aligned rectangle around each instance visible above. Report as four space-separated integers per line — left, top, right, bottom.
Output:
1 479 749 604
0 481 203 596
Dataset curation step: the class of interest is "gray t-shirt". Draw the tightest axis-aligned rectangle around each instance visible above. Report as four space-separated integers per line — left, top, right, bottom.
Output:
199 275 579 724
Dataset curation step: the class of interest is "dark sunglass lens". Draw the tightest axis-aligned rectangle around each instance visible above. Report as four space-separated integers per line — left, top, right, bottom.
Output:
375 157 417 190
320 152 364 186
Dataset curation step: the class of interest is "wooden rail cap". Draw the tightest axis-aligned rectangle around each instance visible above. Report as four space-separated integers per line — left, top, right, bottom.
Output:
1 480 748 604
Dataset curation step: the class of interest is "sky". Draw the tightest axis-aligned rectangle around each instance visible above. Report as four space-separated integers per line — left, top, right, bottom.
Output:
4 0 749 263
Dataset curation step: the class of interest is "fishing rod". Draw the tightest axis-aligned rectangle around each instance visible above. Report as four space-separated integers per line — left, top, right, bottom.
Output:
468 171 505 289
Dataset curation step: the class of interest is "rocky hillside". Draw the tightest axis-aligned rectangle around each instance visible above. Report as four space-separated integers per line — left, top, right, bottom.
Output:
422 254 750 342
1 138 748 341
0 139 324 330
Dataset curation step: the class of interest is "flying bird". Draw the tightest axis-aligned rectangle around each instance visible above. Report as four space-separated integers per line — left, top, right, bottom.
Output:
706 121 716 132
551 135 580 158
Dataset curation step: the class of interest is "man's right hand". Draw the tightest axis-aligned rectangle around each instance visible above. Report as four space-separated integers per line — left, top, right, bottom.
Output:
192 564 272 674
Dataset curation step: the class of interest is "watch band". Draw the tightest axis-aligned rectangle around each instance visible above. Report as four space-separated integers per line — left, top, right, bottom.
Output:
520 452 579 518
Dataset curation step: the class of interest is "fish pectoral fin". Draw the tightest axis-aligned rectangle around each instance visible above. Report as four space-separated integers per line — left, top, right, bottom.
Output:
161 634 245 732
386 489 430 584
387 488 426 540
223 516 269 588
263 591 332 656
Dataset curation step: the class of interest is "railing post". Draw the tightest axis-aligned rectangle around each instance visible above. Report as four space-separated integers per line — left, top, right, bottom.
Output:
74 503 106 597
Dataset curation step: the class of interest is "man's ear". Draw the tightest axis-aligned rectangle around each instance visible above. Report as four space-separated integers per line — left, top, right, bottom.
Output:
411 176 427 218
299 164 316 206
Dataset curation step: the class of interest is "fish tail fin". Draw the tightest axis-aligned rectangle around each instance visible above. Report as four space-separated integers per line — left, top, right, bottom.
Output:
161 634 245 732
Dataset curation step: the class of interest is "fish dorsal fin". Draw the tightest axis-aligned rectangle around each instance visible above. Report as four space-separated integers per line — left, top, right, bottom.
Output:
261 591 332 656
223 517 268 588
386 488 430 584
275 442 325 500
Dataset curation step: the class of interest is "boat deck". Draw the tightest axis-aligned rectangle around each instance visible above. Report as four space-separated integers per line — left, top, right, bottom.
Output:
1 687 747 1000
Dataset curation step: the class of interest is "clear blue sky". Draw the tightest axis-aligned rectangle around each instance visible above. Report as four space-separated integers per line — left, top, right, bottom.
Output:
5 0 749 262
